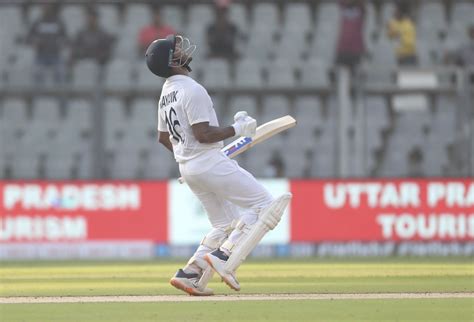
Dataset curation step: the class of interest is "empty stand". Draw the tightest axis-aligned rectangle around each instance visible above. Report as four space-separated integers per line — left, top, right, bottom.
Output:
0 1 470 180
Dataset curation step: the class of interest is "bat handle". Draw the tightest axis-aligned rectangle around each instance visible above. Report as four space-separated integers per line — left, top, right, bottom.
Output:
178 176 185 184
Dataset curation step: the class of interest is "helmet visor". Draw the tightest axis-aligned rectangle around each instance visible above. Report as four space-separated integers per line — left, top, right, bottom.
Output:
170 35 196 68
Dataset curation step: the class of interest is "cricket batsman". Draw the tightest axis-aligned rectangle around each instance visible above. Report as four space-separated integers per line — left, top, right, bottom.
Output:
145 34 291 296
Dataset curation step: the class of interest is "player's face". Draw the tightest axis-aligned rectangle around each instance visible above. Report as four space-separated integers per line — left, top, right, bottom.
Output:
171 35 196 69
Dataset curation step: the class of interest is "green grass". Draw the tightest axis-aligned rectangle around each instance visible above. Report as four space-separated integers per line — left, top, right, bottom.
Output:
1 259 473 296
1 299 473 322
0 259 473 322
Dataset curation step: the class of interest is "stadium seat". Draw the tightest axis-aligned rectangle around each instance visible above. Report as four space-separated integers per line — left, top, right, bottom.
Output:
283 3 312 34
294 96 323 123
10 155 42 179
364 95 389 168
274 30 306 62
0 33 13 72
299 59 330 88
2 98 28 125
131 98 157 124
125 4 151 34
61 5 86 36
27 5 42 24
1 1 471 180
66 99 92 126
234 59 264 89
209 93 225 120
262 95 290 123
252 3 279 33
71 60 100 90
370 38 397 67
366 95 390 130
5 47 35 88
316 2 340 35
381 2 395 24
363 2 377 49
146 147 176 178
452 2 474 30
1 99 28 156
44 152 74 179
0 152 5 179
244 146 275 177
310 30 338 65
129 98 158 147
104 97 128 150
189 4 214 31
115 32 138 60
266 60 297 88
31 97 61 135
109 153 142 179
228 95 259 121
200 58 231 89
104 59 134 91
310 151 335 178
282 137 309 178
378 109 434 177
0 6 22 36
162 5 185 31
246 28 277 61
418 1 446 38
135 62 164 91
98 4 120 33
229 3 248 32
434 96 456 143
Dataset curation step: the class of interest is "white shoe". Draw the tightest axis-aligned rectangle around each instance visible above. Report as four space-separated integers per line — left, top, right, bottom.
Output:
170 269 214 296
205 250 241 291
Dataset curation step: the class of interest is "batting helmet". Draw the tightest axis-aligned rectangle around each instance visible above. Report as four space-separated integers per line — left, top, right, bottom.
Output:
145 34 196 78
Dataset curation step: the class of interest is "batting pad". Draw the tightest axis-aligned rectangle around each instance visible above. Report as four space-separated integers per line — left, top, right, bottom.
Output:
224 193 292 273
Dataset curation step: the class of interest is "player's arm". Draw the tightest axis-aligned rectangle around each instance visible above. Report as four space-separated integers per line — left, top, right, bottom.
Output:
192 111 257 144
158 131 173 152
157 110 173 152
192 122 236 144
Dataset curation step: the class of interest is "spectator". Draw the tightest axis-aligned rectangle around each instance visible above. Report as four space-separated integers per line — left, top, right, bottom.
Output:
138 6 176 55
206 4 239 59
27 3 67 84
70 7 115 66
386 2 417 66
446 25 474 67
335 0 366 73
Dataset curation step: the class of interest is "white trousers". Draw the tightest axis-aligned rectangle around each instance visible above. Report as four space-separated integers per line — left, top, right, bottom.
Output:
179 150 274 265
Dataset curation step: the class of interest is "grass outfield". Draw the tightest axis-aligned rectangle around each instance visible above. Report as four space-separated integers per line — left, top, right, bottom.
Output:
0 258 473 321
2 299 473 322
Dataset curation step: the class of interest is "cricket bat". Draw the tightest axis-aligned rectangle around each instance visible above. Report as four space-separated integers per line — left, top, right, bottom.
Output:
222 115 296 158
178 115 296 183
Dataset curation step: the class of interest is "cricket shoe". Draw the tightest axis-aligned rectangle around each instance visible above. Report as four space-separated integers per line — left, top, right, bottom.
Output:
205 249 241 291
169 269 214 296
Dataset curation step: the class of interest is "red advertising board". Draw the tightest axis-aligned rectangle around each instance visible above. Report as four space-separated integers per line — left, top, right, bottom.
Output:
0 182 168 243
290 179 474 242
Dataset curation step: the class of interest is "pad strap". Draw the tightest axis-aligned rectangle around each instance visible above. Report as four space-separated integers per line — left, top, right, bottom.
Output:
221 220 252 252
201 236 222 249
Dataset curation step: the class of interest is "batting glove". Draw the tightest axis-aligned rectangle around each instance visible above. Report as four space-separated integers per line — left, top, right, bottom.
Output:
232 116 257 137
233 111 248 122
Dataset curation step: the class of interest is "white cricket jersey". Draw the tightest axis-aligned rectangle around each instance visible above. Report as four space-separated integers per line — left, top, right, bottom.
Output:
157 74 223 163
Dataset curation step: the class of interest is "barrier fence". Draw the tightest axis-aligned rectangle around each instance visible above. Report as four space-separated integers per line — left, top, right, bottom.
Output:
1 178 472 259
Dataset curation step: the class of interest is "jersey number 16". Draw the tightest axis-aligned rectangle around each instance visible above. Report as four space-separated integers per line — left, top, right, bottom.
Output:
165 107 184 143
